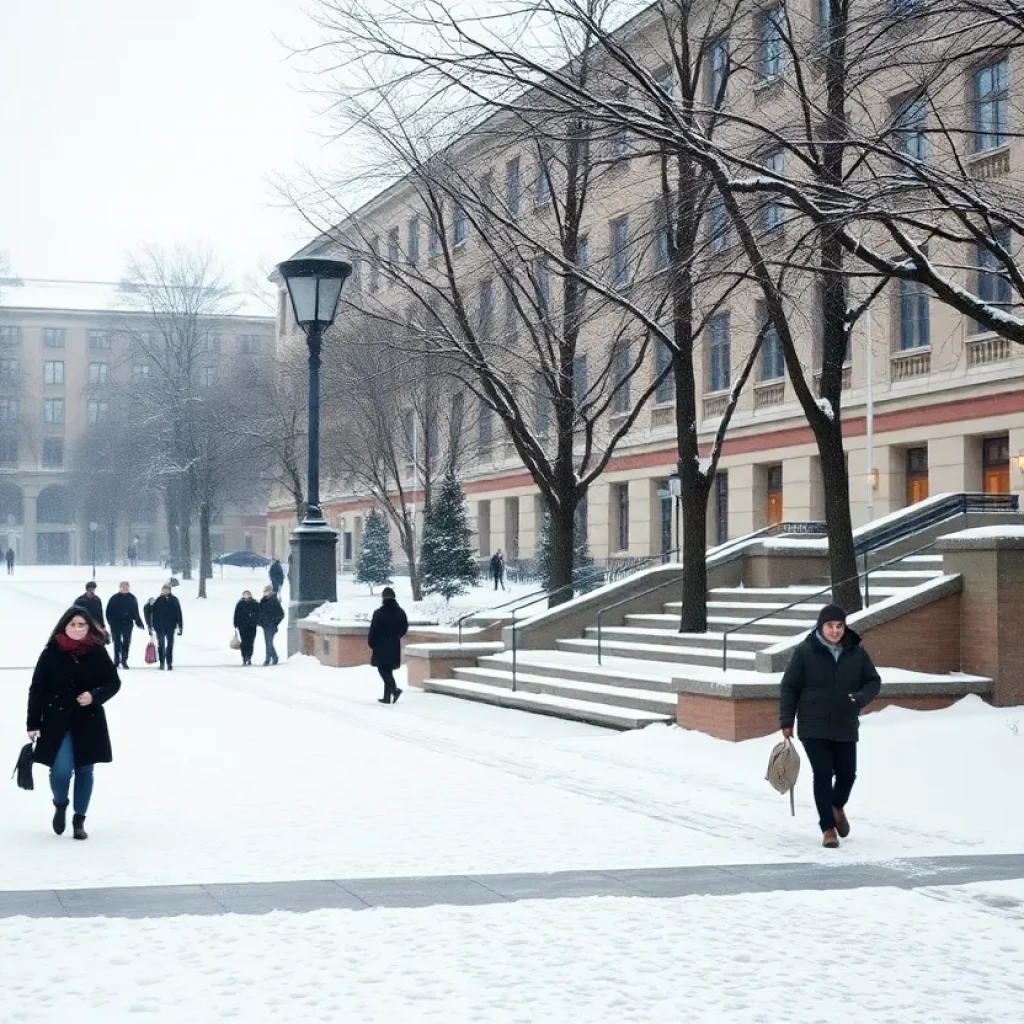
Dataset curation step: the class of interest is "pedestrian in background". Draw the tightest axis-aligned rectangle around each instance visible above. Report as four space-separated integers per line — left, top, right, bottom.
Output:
367 586 408 704
779 604 881 849
73 582 105 634
489 549 506 591
258 585 284 666
233 590 260 666
149 583 183 671
269 558 285 595
26 607 121 841
5 547 14 574
105 581 144 669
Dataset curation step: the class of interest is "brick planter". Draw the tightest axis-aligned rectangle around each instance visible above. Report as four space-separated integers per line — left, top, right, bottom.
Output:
405 642 506 688
297 620 455 669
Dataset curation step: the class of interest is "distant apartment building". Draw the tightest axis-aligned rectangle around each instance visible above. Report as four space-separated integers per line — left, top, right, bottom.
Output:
0 278 274 564
268 4 1023 567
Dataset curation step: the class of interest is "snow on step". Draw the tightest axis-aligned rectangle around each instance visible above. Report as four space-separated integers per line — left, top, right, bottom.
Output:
597 626 787 647
559 637 756 664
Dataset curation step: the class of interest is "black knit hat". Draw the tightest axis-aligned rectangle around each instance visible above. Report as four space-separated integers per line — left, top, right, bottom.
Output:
85 581 97 591
816 604 847 629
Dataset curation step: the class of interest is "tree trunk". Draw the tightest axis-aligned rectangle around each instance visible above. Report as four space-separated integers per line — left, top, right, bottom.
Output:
400 517 422 602
179 498 193 580
197 502 212 598
678 481 710 633
166 491 180 571
816 421 861 612
547 497 575 607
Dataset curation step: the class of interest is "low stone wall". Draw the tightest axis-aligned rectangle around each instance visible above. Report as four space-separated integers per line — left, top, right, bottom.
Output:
405 641 506 688
297 619 458 669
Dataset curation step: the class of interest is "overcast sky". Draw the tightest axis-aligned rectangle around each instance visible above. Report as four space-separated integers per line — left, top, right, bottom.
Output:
0 0 339 300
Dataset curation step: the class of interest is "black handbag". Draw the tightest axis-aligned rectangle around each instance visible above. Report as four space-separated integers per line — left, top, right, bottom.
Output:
12 741 34 791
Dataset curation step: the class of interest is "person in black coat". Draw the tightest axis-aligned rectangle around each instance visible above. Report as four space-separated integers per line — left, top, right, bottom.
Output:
26 606 121 841
105 581 144 669
780 604 881 849
233 590 260 666
258 585 285 666
149 584 184 670
367 587 409 704
73 581 105 632
268 559 285 595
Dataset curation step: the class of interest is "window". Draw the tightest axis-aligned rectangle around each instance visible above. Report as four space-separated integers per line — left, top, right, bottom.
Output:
655 65 674 98
480 173 495 229
43 328 65 349
132 363 150 383
573 354 588 406
240 335 260 355
408 216 421 264
610 86 630 161
710 198 730 252
42 438 63 467
428 217 441 257
654 200 672 270
977 229 1013 313
87 399 109 424
974 59 1008 153
0 438 17 464
478 279 494 337
818 0 832 38
655 338 674 404
576 234 590 270
898 279 930 349
201 367 216 388
611 215 630 287
453 205 468 246
402 409 415 460
369 236 380 292
614 483 630 551
894 94 928 162
708 313 731 392
763 150 785 233
536 257 551 311
535 373 551 436
761 318 785 380
506 158 521 219
760 7 785 79
202 333 221 354
535 156 552 206
707 37 728 107
43 361 64 385
88 330 110 351
0 358 17 381
43 398 64 425
88 362 108 384
612 342 631 413
387 227 401 269
0 398 19 424
0 327 20 346
478 400 493 446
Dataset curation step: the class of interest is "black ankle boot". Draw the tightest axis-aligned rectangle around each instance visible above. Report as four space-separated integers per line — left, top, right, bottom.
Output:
52 800 69 836
72 814 88 841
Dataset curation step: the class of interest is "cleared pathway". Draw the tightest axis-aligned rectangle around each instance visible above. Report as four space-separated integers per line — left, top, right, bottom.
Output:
3 853 1024 919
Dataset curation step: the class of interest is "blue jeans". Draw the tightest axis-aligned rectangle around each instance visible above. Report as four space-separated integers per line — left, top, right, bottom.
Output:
50 732 94 816
263 626 278 663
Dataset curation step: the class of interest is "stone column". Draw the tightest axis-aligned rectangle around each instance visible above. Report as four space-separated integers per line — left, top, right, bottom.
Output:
781 456 823 524
728 463 757 537
590 484 611 561
491 498 506 561
627 476 651 556
520 494 538 559
22 487 38 566
929 436 982 494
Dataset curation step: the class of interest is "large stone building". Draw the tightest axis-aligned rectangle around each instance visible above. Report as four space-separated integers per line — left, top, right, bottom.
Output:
268 3 1022 567
0 277 274 564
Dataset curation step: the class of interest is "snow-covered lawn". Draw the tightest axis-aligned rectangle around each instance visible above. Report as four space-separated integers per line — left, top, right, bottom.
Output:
4 881 1024 1022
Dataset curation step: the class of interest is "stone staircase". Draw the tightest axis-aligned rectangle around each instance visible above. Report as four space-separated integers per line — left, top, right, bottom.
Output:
423 553 947 730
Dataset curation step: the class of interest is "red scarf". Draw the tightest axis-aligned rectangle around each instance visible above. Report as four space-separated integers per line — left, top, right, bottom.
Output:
55 632 97 659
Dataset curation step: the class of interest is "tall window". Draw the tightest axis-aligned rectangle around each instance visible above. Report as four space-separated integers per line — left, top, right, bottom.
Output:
818 0 831 38
760 7 785 79
478 279 494 337
506 157 521 219
407 216 421 264
535 372 551 436
0 398 19 424
0 358 17 381
761 318 785 380
898 279 930 349
88 362 108 384
0 438 17 464
708 313 731 392
201 333 221 353
369 236 380 291
480 173 494 229
535 257 551 311
44 361 64 385
428 217 441 257
576 234 590 270
535 156 551 206
610 86 630 161
612 342 631 413
655 338 674 404
478 400 493 446
611 215 630 287
707 37 728 107
710 198 730 252
894 94 928 162
453 204 468 246
573 354 588 406
132 363 150 383
654 200 672 270
387 227 401 268
974 59 1009 152
44 328 65 349
977 228 1013 314
88 330 110 351
505 284 518 341
44 398 64 425
42 438 63 467
201 367 216 388
240 335 260 355
614 483 630 551
763 150 785 233
655 65 674 98
87 399 109 424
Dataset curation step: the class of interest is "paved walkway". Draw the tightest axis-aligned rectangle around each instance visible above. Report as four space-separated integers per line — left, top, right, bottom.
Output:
3 853 1023 919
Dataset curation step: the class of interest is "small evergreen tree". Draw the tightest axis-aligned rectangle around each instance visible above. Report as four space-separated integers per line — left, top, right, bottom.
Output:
420 474 478 600
535 507 600 593
356 509 393 593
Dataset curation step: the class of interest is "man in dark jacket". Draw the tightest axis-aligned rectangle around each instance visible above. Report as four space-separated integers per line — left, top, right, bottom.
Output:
780 604 881 849
489 550 506 591
367 587 409 704
5 547 14 574
258 585 285 666
149 584 183 670
268 559 285 595
74 582 105 632
105 581 144 669
233 591 260 666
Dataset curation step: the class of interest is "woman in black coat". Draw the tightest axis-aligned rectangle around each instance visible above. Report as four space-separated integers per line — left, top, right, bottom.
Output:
779 604 881 849
367 587 409 704
233 591 260 667
26 607 121 841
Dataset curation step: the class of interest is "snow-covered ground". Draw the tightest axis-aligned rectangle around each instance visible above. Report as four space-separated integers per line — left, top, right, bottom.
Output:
4 881 1024 1022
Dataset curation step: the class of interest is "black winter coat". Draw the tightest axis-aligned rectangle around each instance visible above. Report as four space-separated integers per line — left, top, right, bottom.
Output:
269 562 285 587
106 592 143 629
150 594 183 633
258 595 284 629
367 598 409 670
27 642 121 768
74 593 105 629
234 599 260 630
779 629 882 743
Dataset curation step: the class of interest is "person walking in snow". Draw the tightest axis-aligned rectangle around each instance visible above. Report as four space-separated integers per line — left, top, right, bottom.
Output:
26 606 121 841
268 558 285 596
367 586 408 704
5 547 14 574
233 590 260 666
149 583 183 671
258 585 284 666
779 604 881 849
489 549 506 591
105 581 144 669
73 582 106 634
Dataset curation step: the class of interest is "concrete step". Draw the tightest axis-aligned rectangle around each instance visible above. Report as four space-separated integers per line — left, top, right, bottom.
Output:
422 678 673 730
865 569 943 582
587 625 779 653
626 612 807 637
478 654 681 693
893 554 944 566
451 667 678 716
556 637 755 670
699 600 825 621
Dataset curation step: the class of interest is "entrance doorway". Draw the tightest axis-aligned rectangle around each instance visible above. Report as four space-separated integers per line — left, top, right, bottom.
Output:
983 435 1010 494
766 465 783 526
905 447 929 505
658 484 672 560
715 473 729 545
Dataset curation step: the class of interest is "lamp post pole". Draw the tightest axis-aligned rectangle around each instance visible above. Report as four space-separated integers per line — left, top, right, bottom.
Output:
89 521 98 579
304 322 325 524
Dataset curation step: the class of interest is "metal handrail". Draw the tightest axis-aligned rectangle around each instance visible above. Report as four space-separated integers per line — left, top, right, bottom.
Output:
720 539 941 670
596 575 685 664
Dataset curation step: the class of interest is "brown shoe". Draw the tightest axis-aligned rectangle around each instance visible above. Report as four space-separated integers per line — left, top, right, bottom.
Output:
822 829 840 849
833 806 850 839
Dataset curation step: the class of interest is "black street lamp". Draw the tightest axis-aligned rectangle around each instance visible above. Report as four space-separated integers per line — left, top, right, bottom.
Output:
277 255 353 654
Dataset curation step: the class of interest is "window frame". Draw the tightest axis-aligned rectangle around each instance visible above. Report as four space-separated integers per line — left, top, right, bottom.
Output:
88 361 108 385
41 437 64 467
43 360 65 386
612 342 631 414
759 7 785 80
43 398 65 426
610 215 631 288
973 58 1009 153
708 313 731 393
